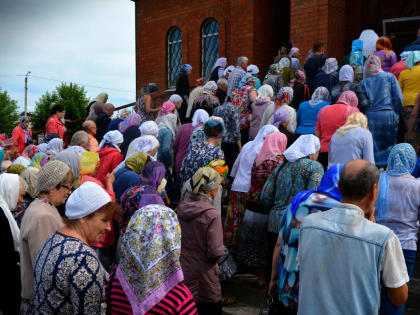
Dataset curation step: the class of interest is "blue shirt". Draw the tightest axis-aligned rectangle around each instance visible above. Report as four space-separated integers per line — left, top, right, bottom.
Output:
157 128 173 167
412 158 420 178
296 101 330 134
114 166 140 203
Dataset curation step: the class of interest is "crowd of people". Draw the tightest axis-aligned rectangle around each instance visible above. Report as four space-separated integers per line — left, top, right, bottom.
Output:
1 27 420 315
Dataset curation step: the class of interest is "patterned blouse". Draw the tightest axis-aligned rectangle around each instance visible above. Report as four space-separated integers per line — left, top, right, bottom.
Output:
213 102 241 144
260 158 324 233
33 232 108 314
232 85 256 130
137 96 155 124
191 93 220 116
181 141 224 185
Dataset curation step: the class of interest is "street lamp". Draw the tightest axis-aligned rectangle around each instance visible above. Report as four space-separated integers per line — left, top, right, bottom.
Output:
24 71 31 117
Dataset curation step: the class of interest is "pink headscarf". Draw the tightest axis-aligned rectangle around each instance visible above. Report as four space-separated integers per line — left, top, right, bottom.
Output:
159 101 175 116
289 70 306 88
337 91 359 116
255 132 287 166
22 144 39 159
364 54 383 78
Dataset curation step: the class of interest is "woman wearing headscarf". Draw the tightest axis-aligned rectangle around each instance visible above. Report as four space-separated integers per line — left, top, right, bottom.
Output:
312 57 339 94
118 113 142 157
296 86 331 135
13 144 39 167
357 54 403 167
29 152 49 169
289 47 301 72
210 57 227 82
46 137 63 159
169 93 184 119
37 143 48 153
314 90 360 169
106 204 198 315
224 125 279 247
269 164 343 313
174 109 209 176
13 167 39 227
289 70 310 110
260 87 297 133
373 36 397 72
249 85 274 140
331 65 358 103
0 173 25 315
156 101 177 124
176 64 192 123
191 81 220 117
246 64 261 90
278 57 295 86
232 74 258 143
272 108 297 148
178 167 224 314
96 130 124 186
136 83 161 123
12 116 33 154
139 120 159 137
186 78 206 120
7 164 26 175
375 143 420 315
236 132 287 286
263 64 284 98
261 134 324 276
328 112 374 167
33 182 114 314
54 150 81 187
113 152 149 203
86 92 108 118
119 161 166 236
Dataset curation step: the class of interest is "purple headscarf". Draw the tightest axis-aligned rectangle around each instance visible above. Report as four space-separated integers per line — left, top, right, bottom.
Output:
119 113 142 134
273 108 290 127
139 161 166 190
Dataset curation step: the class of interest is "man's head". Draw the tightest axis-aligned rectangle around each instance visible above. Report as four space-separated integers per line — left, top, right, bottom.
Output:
82 120 97 136
338 160 380 218
103 103 115 117
51 104 65 119
70 130 90 151
312 42 324 54
237 56 249 70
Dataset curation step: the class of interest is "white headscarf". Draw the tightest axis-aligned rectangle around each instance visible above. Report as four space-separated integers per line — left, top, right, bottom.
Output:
192 109 210 127
223 65 235 77
278 57 291 71
322 58 338 74
257 84 274 99
98 130 124 151
0 173 21 252
247 64 260 75
339 65 354 82
169 94 183 104
158 113 178 140
13 156 30 167
284 134 320 162
203 81 218 94
38 143 48 153
137 135 159 153
309 87 329 107
139 121 159 136
289 47 299 57
359 29 379 58
47 138 64 154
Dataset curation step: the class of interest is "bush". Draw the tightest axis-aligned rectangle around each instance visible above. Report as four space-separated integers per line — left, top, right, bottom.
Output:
0 88 20 137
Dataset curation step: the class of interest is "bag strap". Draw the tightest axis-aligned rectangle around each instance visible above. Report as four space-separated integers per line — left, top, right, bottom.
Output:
304 84 310 101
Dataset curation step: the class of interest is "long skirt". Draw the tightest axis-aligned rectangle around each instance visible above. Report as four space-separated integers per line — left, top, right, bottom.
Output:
367 109 399 168
223 190 248 248
236 210 268 268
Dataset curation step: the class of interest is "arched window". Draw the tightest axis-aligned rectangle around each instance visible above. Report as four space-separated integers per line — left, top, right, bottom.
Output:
201 19 219 78
167 27 182 89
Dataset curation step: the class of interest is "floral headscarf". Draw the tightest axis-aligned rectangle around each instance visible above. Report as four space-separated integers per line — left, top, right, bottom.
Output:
336 91 359 116
119 113 142 134
238 74 256 88
309 87 329 106
278 57 291 71
190 167 222 196
276 87 294 105
30 152 48 169
22 144 39 159
46 138 63 155
322 58 338 74
117 204 183 315
363 54 383 78
136 135 159 153
288 70 305 88
264 64 281 80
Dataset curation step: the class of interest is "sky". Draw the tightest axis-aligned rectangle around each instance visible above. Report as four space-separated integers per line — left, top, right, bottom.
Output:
0 0 135 113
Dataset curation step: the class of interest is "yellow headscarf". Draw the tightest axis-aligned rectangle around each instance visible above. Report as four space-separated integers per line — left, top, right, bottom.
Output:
125 152 148 174
190 167 222 195
79 152 100 176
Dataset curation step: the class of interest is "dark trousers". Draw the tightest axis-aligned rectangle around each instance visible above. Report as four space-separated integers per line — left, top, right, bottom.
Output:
317 151 328 171
197 301 222 315
221 142 239 177
240 127 249 146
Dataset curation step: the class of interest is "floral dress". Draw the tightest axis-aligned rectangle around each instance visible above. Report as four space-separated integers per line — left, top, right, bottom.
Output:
232 85 256 130
137 96 155 123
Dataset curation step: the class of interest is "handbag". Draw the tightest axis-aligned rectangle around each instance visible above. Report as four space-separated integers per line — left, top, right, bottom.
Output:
260 287 281 315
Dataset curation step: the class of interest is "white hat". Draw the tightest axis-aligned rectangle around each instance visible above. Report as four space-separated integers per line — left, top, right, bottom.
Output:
247 64 259 75
65 181 111 219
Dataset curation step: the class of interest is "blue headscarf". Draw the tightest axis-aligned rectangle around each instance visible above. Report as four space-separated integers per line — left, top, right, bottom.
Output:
290 164 343 215
0 149 4 170
180 64 192 73
350 39 364 67
238 73 256 88
375 143 417 221
404 51 420 70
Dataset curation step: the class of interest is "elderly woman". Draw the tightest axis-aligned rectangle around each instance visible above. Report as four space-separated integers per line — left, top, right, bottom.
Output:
119 113 142 157
12 116 32 154
13 144 38 167
273 108 297 148
29 152 49 169
263 64 284 98
260 87 297 133
373 36 397 72
289 70 310 110
180 119 225 186
246 64 261 89
357 54 403 167
210 57 228 81
139 120 159 137
261 135 324 276
328 112 375 166
178 167 224 314
289 47 301 72
156 101 177 124
312 58 339 94
136 83 161 123
249 84 274 140
106 204 197 314
331 65 358 103
86 92 108 118
278 57 295 86
236 132 287 287
176 64 192 123
169 93 183 114
315 90 360 169
232 74 258 143
46 137 63 159
296 87 330 135
33 182 114 314
187 78 206 119
19 161 74 311
224 125 279 247
7 164 26 175
54 150 81 187
118 134 159 170
96 130 124 186
13 167 39 227
375 143 420 314
191 81 220 117
0 173 25 315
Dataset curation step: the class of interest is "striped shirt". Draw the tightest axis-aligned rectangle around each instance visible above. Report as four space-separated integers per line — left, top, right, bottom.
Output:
106 269 198 315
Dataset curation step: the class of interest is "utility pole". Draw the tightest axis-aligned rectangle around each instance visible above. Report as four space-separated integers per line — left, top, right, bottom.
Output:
24 71 31 117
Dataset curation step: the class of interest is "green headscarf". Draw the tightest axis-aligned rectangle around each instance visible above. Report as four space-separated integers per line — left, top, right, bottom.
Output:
125 152 148 174
7 164 26 175
144 83 158 94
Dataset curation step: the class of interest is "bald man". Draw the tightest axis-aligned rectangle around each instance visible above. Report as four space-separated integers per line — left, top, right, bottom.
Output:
82 120 98 152
298 160 408 315
95 103 114 142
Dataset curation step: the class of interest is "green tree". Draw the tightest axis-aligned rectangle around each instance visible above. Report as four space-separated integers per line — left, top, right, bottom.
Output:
32 82 89 138
0 88 20 136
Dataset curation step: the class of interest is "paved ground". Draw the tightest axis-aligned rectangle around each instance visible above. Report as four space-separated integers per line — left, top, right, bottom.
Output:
221 252 420 315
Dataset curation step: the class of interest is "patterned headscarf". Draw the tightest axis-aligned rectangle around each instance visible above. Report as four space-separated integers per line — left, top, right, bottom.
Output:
339 65 354 82
159 101 176 115
117 204 183 315
239 74 256 88
30 152 48 169
309 87 329 106
168 94 183 104
79 152 99 176
288 70 305 88
20 167 39 199
157 113 177 140
289 47 299 57
255 132 287 166
322 58 338 74
363 54 383 78
139 121 159 136
207 160 229 179
203 81 218 94
119 113 142 133
139 161 166 189
278 57 291 71
272 108 290 127
337 91 359 116
46 138 63 154
276 87 294 105
265 64 281 80
136 135 159 153
190 167 222 196
22 144 39 159
98 130 124 151
125 152 148 174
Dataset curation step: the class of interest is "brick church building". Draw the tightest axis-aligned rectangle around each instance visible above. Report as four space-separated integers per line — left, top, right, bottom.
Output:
131 0 420 96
